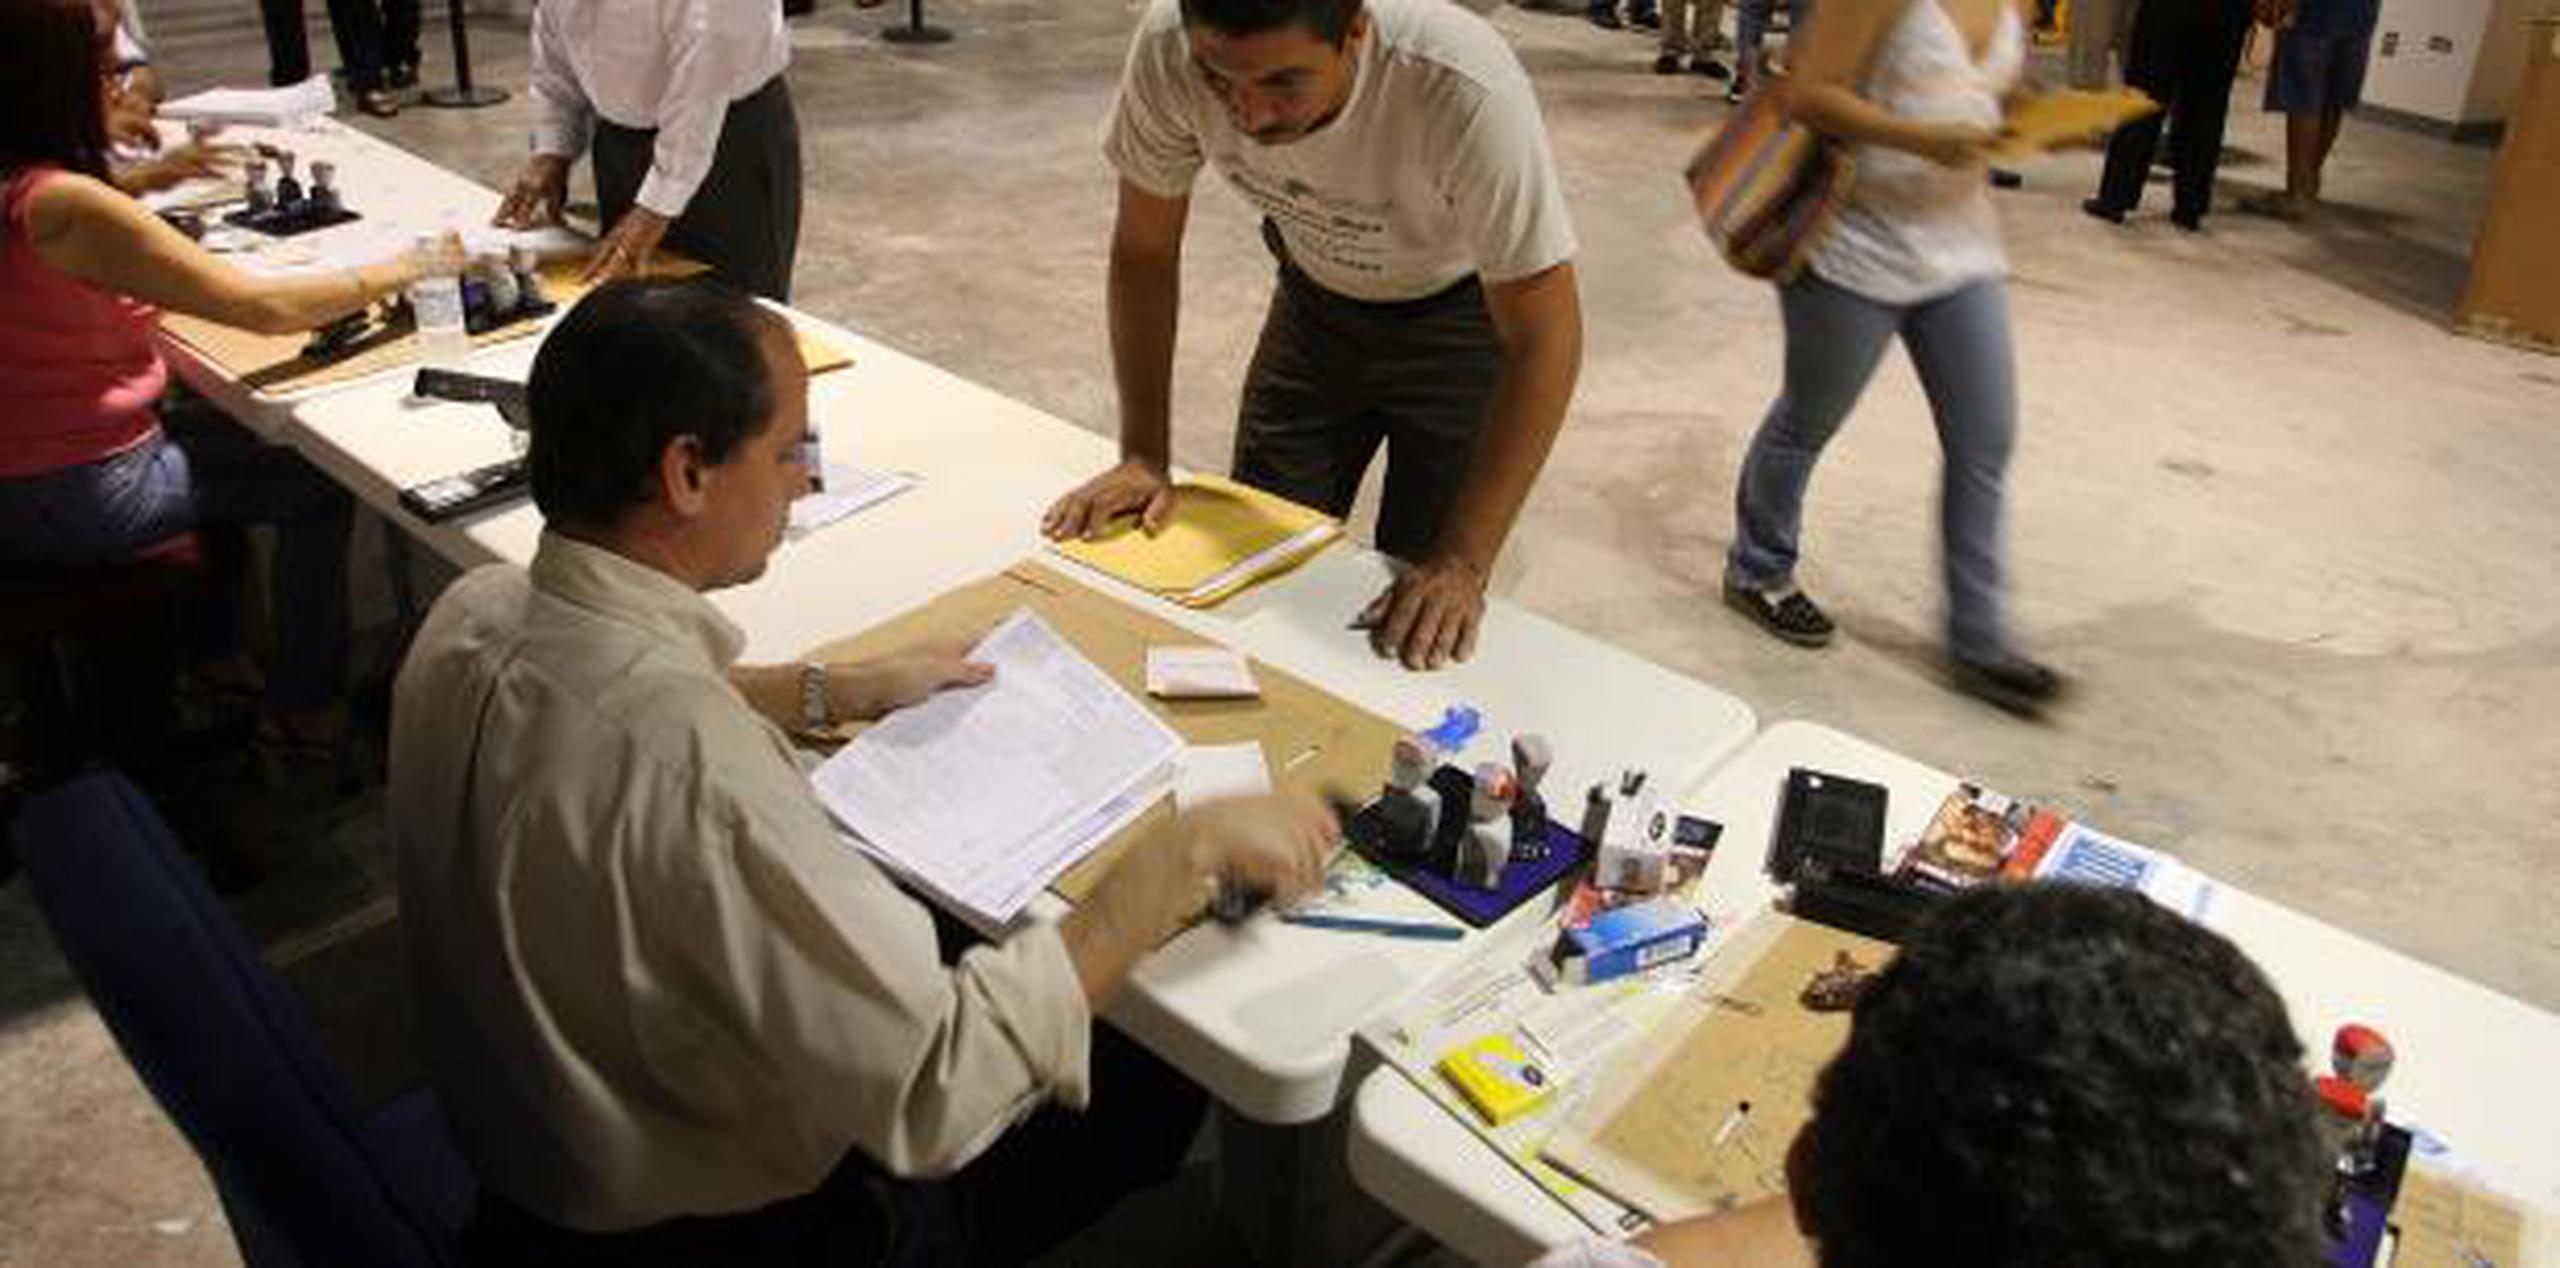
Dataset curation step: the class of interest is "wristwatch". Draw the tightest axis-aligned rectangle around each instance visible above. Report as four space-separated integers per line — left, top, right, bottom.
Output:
798 662 833 733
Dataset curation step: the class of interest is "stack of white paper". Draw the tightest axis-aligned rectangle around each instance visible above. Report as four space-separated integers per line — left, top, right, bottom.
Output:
810 610 1180 927
161 76 338 126
788 465 915 539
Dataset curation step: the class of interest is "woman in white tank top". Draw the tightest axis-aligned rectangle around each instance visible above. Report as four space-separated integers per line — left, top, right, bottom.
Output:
1719 0 2065 714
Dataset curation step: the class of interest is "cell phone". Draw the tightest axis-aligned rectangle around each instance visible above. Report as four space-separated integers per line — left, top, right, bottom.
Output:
1766 767 1890 883
399 456 529 523
412 368 533 432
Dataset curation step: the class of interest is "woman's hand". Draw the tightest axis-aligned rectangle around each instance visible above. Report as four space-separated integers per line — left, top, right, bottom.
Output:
1911 121 1999 170
113 141 242 197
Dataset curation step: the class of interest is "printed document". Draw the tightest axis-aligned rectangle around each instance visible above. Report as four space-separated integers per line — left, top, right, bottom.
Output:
811 610 1180 925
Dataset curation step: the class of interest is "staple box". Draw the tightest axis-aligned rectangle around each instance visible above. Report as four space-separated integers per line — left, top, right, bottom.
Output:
1437 1033 1556 1126
1560 898 1709 985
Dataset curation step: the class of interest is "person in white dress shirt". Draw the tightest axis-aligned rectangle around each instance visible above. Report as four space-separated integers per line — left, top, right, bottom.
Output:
493 0 803 299
1526 885 2329 1268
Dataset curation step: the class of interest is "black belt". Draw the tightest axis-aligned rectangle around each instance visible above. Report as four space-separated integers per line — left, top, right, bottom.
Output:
1259 218 1483 318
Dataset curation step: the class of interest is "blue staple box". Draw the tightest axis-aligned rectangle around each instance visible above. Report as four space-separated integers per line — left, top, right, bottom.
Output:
1561 899 1708 985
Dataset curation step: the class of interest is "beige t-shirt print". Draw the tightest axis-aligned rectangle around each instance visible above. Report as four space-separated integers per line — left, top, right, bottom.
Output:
1104 0 1578 304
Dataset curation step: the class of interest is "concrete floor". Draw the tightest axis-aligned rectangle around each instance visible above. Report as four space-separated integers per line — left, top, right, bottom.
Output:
4 2 2556 1265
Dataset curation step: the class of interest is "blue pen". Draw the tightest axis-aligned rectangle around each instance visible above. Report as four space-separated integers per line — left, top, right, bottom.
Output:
1277 912 1467 941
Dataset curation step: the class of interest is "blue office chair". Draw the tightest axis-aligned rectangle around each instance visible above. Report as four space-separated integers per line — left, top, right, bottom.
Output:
12 771 474 1267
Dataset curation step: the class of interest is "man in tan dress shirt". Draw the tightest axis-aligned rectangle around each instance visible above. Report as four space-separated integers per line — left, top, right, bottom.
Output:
390 278 1337 1264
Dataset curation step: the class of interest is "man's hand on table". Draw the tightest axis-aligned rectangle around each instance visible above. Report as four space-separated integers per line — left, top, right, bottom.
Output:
582 206 669 285
830 633 995 723
1177 792 1340 913
492 154 570 229
1040 458 1173 542
1063 790 1340 1003
1356 554 1487 672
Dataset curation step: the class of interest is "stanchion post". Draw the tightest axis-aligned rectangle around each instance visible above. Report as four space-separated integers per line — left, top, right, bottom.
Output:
424 0 510 108
881 0 954 44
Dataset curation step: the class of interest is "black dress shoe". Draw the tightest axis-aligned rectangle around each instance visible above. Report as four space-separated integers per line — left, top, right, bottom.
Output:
1951 655 2067 716
1589 9 1624 28
2169 208 2204 233
2080 197 2127 225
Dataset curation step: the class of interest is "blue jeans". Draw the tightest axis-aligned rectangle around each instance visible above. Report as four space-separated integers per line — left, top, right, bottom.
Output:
1737 0 1810 83
0 407 353 712
1727 273 2018 661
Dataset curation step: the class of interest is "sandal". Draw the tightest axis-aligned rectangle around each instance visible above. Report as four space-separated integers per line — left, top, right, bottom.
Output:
1723 580 1835 648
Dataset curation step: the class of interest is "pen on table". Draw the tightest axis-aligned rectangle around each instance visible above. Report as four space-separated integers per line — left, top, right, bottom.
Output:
1277 912 1467 941
1712 1100 1753 1149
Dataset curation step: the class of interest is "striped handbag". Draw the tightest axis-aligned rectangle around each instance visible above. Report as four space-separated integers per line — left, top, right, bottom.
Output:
1683 81 1855 281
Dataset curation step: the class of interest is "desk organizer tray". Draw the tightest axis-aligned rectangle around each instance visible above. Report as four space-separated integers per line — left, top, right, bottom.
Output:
1344 764 1590 929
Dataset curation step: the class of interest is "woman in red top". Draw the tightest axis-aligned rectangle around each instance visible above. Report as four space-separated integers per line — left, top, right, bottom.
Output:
1 0 436 756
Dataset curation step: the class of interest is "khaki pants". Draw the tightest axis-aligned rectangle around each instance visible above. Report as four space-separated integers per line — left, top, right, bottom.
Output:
2067 0 2138 89
1660 0 1729 56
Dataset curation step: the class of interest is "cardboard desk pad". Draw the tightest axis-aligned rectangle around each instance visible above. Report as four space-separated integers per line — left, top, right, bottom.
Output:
160 257 851 396
1543 914 1894 1221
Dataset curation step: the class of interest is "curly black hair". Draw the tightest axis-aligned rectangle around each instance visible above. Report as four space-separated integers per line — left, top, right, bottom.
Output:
1799 884 2328 1268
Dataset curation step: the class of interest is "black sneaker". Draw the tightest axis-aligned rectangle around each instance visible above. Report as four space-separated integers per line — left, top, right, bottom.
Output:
1723 581 1835 648
1950 655 2066 716
1654 50 1684 74
1691 55 1732 79
1725 78 1747 104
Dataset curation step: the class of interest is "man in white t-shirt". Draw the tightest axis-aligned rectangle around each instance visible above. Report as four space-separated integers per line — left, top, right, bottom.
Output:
1041 0 1583 672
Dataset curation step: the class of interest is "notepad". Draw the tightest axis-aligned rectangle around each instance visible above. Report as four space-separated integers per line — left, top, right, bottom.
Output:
1990 88 2160 163
1145 646 1260 699
1051 475 1340 607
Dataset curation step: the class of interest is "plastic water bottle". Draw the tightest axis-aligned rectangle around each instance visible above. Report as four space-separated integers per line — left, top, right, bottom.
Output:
408 232 470 371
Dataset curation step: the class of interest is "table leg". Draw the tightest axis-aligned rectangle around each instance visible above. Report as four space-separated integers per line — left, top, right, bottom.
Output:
1213 1103 1405 1268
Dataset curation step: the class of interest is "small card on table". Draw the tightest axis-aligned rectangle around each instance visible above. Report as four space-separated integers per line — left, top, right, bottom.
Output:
1145 646 1260 699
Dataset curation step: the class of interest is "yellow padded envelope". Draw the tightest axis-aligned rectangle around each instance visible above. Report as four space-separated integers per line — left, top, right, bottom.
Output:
1989 88 2159 163
1050 475 1341 607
